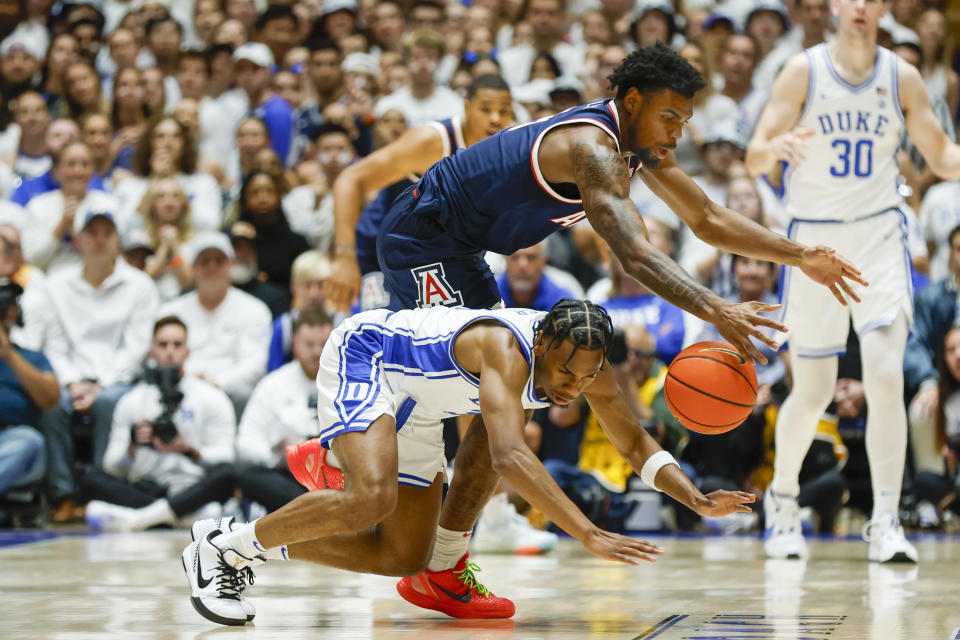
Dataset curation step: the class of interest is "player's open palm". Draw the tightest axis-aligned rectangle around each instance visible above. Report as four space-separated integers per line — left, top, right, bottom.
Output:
582 528 665 565
799 245 868 306
695 490 757 518
325 253 362 312
711 300 786 365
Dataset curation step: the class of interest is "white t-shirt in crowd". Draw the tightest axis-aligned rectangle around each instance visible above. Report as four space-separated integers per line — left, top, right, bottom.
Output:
44 258 159 386
374 86 465 128
235 360 321 469
159 287 272 398
102 376 237 493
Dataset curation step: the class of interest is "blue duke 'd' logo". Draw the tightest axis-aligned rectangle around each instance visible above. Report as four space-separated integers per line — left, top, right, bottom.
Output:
412 263 464 308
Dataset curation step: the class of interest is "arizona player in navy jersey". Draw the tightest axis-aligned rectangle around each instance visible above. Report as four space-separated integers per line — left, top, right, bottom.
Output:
355 43 868 618
326 74 515 311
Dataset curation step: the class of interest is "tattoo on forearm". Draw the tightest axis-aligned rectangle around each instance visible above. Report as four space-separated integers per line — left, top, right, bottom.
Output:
572 143 714 316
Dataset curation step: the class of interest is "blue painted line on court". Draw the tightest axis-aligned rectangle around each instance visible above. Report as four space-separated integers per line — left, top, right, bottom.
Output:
633 614 688 639
0 530 90 548
950 626 960 640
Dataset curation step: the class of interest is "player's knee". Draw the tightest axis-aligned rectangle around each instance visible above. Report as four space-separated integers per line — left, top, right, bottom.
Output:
348 479 398 525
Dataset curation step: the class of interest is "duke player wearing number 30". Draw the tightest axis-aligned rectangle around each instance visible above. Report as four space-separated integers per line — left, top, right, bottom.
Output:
355 43 868 617
746 0 960 563
181 300 757 626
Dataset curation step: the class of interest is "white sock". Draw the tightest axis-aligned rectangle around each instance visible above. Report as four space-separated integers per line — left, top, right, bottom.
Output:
264 544 289 561
861 317 909 522
427 526 471 572
771 353 838 498
213 519 268 560
128 499 176 531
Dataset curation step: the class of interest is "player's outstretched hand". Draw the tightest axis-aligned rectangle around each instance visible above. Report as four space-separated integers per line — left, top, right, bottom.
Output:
694 490 757 518
324 252 362 313
710 300 786 365
582 528 665 566
799 245 869 306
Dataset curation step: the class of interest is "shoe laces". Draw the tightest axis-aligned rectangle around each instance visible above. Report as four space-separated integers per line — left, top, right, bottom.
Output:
862 514 901 543
453 560 490 598
214 558 245 601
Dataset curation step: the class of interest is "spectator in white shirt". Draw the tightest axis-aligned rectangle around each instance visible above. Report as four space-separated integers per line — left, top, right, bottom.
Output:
159 231 272 416
496 0 584 88
24 141 123 274
236 307 333 512
374 30 465 127
83 315 238 531
39 208 160 512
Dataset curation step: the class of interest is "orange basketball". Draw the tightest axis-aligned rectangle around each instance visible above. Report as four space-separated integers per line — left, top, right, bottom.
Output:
663 341 758 435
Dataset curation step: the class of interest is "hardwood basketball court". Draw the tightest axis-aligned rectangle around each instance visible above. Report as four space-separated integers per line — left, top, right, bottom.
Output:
2 531 958 639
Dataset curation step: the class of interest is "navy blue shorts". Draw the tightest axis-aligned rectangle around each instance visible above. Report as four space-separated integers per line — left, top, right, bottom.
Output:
377 186 501 311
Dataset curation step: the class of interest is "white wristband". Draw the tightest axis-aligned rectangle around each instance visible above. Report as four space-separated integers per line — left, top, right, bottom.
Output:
640 450 678 492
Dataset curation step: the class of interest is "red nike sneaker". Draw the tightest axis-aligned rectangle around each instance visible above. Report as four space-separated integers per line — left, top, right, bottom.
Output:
286 438 344 491
396 553 515 619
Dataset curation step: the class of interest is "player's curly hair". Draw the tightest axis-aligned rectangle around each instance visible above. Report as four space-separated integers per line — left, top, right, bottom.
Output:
606 42 707 100
536 299 614 366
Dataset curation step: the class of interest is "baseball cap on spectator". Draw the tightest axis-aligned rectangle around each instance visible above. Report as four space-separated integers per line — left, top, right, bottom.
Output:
121 229 154 253
322 0 359 17
702 119 748 150
0 33 45 62
702 10 738 32
746 0 791 32
233 42 275 69
188 231 235 263
632 0 677 33
512 78 554 108
73 204 119 234
549 76 585 101
342 52 379 76
227 221 257 244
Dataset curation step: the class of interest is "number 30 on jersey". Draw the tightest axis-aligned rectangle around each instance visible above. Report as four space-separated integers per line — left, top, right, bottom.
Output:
830 138 873 178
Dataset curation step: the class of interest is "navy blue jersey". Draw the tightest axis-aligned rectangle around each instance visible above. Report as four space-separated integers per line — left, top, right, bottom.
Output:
355 118 465 274
390 100 640 257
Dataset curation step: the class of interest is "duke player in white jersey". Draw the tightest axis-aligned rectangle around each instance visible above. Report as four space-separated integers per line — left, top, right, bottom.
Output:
181 300 756 626
747 0 960 562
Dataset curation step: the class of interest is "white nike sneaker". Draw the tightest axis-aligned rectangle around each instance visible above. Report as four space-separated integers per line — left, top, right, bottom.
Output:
863 514 918 563
471 493 558 555
181 531 251 626
191 517 257 621
763 489 808 560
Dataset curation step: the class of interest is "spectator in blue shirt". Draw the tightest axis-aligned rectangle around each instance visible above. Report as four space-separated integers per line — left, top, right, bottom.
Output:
0 279 60 504
496 242 575 311
600 230 696 365
234 43 295 166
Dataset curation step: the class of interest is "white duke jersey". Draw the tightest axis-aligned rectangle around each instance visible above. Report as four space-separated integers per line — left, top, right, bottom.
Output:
317 306 552 446
783 44 904 220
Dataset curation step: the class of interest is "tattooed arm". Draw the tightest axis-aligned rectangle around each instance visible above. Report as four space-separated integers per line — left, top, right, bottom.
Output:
572 137 720 318
571 132 786 363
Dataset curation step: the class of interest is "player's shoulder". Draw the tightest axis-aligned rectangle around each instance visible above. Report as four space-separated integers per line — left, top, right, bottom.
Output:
779 51 811 81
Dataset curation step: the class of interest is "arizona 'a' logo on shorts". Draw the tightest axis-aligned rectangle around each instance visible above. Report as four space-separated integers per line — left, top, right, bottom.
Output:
412 263 464 308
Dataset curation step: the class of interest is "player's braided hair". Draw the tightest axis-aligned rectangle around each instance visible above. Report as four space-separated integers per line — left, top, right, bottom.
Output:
536 299 614 366
606 42 707 100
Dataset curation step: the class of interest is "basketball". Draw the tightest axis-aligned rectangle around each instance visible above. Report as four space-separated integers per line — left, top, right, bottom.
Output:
663 341 758 435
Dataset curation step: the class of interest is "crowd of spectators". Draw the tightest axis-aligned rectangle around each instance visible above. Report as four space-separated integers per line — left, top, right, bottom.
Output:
0 0 959 538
